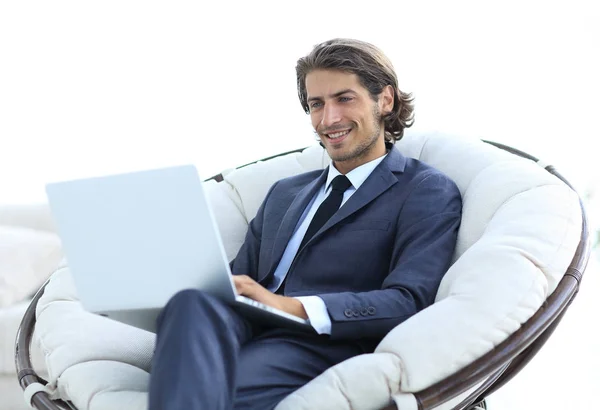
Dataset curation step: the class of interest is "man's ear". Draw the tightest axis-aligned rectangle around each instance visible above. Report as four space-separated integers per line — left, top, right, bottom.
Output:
380 85 394 114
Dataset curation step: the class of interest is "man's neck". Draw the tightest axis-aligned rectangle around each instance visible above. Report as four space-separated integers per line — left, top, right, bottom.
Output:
333 140 387 174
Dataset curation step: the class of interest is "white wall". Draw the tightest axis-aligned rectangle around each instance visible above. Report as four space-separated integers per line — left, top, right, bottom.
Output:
1 1 598 205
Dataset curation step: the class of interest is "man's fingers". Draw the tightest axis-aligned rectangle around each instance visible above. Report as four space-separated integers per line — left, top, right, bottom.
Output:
232 275 274 303
232 275 257 296
232 276 245 292
233 275 253 285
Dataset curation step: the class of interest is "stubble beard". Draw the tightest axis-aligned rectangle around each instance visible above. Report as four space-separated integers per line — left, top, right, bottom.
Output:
326 104 383 163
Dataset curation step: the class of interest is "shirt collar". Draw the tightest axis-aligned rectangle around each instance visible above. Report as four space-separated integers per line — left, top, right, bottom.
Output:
325 153 388 192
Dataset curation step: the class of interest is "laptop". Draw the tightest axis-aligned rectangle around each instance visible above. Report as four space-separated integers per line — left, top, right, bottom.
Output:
45 164 312 333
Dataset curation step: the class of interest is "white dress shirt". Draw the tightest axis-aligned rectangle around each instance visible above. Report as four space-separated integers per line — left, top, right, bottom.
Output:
266 153 387 334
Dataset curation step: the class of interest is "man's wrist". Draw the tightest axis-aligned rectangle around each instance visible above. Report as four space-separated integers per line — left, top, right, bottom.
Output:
294 296 332 334
279 296 308 319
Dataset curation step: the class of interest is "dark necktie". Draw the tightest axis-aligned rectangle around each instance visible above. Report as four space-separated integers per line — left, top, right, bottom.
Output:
276 175 352 295
299 174 352 250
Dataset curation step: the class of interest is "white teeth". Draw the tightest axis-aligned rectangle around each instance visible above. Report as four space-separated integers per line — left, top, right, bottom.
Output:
327 130 349 139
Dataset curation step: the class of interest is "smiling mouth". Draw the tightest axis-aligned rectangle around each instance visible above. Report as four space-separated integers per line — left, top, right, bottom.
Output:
325 129 351 140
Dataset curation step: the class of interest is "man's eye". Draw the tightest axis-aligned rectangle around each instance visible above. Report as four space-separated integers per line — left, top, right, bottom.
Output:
339 96 352 102
310 102 323 110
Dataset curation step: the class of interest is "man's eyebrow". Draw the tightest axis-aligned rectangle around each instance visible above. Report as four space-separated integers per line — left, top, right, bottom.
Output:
307 89 357 103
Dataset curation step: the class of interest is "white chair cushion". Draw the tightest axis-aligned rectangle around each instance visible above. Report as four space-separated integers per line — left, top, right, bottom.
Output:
36 261 155 384
0 225 63 308
58 361 149 410
33 131 582 410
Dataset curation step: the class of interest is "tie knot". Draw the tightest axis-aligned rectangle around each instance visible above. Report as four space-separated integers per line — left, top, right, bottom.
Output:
331 175 352 193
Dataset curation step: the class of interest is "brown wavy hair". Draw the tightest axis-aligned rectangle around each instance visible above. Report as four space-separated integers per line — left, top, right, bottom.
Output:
296 38 414 141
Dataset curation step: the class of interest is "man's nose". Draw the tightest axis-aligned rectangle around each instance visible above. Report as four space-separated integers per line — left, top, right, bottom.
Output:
321 103 342 128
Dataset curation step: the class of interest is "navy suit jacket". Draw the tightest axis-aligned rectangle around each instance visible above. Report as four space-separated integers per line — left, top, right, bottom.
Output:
230 146 462 342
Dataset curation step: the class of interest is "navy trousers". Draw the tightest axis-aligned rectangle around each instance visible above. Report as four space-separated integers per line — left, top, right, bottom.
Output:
148 289 364 410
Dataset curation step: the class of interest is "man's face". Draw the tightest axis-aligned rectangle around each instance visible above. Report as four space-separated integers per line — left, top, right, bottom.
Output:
305 69 392 173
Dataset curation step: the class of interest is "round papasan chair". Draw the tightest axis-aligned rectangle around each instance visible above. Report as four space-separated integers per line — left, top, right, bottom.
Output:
16 130 590 410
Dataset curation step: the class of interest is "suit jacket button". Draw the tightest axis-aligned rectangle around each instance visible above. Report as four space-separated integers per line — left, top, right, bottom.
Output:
344 309 354 318
360 308 368 316
353 310 360 317
367 307 376 315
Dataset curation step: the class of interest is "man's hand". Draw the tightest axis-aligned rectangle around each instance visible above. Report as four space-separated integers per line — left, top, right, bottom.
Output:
232 275 308 320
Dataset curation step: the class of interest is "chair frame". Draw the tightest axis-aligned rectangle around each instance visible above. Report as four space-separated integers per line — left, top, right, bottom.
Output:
15 141 591 410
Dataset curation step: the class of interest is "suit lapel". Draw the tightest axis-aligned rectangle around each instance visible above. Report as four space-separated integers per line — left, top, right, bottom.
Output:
267 169 328 274
302 147 407 249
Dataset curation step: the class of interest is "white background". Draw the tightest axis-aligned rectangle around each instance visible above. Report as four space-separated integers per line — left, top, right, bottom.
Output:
1 1 598 409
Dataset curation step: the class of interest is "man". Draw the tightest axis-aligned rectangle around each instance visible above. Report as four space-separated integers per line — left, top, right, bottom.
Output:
149 38 462 410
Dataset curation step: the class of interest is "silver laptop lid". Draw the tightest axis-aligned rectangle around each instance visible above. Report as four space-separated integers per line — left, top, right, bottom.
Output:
45 165 237 312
